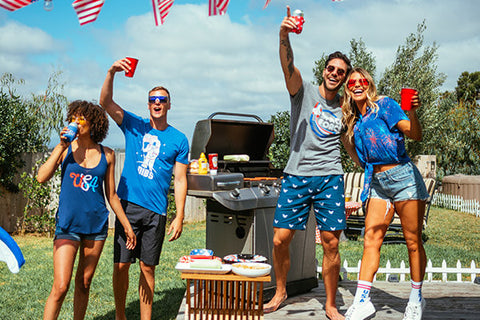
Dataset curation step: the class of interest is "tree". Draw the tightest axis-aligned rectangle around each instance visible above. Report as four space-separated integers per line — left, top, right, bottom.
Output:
455 71 480 104
0 72 66 192
377 21 446 157
268 111 290 169
428 91 480 179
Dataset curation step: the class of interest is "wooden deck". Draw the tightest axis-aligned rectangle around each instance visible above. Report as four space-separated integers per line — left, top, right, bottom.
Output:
177 280 480 319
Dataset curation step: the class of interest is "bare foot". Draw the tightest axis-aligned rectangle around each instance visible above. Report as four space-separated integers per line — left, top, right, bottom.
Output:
264 293 288 313
325 306 345 320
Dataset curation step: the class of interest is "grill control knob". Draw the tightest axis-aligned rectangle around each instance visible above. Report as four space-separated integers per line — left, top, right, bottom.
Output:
230 188 240 198
259 183 270 195
273 182 281 195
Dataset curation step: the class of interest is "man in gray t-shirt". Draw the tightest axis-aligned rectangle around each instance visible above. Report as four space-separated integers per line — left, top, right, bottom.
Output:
264 6 352 320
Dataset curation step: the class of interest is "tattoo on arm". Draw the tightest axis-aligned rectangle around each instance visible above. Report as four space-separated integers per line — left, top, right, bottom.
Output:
281 38 294 78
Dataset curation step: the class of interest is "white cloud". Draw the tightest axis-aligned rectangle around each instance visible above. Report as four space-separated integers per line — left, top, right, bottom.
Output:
1 0 479 150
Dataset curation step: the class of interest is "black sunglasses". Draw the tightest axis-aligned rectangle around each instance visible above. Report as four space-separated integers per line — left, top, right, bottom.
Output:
326 65 346 76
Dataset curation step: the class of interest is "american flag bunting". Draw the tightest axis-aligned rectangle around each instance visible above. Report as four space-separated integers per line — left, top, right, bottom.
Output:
152 0 174 26
209 0 229 16
0 0 32 11
72 0 105 26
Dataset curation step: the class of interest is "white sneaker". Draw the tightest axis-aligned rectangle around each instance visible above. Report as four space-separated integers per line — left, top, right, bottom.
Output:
402 298 426 320
345 300 376 320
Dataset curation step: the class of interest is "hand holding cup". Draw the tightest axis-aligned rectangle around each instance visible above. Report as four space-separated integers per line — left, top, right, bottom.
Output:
124 57 139 78
400 88 419 111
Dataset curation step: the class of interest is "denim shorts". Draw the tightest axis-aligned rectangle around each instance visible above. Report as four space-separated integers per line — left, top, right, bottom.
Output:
370 162 429 202
273 174 346 232
54 224 108 242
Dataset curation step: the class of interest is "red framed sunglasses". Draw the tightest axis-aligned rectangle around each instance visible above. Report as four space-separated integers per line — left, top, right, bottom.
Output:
347 78 369 88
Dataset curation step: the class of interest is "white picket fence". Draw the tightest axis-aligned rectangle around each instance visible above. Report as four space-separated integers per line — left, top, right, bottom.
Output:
317 259 480 283
432 193 480 217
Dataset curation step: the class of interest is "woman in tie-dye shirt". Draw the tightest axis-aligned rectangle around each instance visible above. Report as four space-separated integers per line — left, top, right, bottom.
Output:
341 68 429 320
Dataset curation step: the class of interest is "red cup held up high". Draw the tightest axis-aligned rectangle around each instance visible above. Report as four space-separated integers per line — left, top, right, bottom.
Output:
400 88 418 111
125 57 139 78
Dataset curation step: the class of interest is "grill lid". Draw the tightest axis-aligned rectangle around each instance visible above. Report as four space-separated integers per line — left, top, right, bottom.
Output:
190 112 274 161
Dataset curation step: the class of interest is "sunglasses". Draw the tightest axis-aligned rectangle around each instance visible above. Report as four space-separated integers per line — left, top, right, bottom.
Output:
326 65 346 76
69 115 86 125
347 78 369 88
148 96 169 104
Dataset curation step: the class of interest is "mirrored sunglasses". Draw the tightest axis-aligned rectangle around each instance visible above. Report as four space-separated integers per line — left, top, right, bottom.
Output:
148 96 169 104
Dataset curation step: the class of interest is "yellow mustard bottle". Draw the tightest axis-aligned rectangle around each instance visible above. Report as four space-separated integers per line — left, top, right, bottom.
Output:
198 152 208 174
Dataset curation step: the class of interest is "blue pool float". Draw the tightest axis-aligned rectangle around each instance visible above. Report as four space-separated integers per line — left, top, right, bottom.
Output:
0 226 25 273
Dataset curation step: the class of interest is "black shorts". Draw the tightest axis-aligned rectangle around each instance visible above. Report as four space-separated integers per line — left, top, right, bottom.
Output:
114 200 166 266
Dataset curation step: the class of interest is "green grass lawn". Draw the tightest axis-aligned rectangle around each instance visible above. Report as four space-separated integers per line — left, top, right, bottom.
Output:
1 207 479 319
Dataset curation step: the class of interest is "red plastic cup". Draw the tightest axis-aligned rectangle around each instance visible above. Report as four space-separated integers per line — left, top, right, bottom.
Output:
400 88 418 111
208 153 218 175
125 57 139 78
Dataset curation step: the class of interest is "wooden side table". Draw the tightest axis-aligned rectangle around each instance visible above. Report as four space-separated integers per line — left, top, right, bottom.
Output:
181 272 271 320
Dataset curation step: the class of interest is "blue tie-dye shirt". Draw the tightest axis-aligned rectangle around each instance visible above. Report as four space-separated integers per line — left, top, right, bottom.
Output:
353 97 410 202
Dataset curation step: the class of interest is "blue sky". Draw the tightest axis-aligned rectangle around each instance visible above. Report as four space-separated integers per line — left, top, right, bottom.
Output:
1 0 479 149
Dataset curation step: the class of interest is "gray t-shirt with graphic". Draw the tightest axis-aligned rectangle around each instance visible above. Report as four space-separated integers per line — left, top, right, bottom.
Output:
283 81 344 176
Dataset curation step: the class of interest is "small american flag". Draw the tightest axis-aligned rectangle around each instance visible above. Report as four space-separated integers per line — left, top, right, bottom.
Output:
72 0 105 26
152 0 174 26
209 0 229 16
263 0 271 9
0 0 32 11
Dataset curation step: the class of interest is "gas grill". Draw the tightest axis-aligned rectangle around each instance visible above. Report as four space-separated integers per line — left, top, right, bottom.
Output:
187 112 318 300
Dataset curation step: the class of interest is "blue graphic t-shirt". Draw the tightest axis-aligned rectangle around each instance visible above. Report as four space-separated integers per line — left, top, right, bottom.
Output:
353 96 410 202
57 145 109 234
284 81 344 176
117 111 189 215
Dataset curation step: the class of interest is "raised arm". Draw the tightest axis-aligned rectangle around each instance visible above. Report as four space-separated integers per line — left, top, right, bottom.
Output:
37 129 70 183
279 6 303 96
397 93 422 141
167 162 188 242
99 59 134 126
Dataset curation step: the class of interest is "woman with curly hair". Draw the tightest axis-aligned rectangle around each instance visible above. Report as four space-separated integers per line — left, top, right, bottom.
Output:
342 68 429 320
37 100 136 320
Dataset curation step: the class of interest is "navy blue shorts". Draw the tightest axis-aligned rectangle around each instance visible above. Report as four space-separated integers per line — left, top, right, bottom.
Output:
114 200 166 266
273 174 346 232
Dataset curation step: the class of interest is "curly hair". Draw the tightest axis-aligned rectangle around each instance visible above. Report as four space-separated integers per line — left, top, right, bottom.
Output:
342 67 379 143
66 100 109 143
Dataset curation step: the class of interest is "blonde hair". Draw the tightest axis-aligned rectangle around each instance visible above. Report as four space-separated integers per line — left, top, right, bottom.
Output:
342 67 380 142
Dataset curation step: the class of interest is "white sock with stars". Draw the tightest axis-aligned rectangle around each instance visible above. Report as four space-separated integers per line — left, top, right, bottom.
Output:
353 280 372 304
409 280 423 303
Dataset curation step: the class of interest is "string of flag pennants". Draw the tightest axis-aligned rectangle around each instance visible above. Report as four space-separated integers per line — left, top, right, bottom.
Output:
0 0 344 27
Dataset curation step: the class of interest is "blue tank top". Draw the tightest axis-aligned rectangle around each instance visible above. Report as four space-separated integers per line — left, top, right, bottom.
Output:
56 145 109 234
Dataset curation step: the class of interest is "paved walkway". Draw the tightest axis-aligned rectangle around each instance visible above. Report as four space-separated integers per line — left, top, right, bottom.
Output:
177 280 480 319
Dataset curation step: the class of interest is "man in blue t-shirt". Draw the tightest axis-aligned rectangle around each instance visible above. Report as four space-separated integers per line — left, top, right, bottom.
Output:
100 58 189 320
